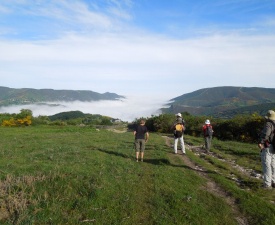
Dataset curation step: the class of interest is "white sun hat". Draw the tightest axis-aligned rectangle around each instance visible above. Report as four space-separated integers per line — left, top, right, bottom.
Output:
176 113 182 117
205 119 210 124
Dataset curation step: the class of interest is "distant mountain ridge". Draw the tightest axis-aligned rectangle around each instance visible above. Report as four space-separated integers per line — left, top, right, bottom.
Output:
0 86 124 106
163 86 275 118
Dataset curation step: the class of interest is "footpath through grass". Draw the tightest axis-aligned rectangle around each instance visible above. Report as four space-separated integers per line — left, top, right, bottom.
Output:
0 126 240 225
185 135 275 225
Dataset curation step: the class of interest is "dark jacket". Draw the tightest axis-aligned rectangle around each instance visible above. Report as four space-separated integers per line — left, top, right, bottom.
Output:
258 119 275 144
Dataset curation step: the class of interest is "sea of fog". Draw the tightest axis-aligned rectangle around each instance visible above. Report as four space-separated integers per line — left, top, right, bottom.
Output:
0 96 172 122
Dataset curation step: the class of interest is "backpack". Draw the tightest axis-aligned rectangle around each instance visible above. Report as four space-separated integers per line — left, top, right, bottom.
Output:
205 125 213 137
175 124 183 132
270 121 275 147
174 123 184 138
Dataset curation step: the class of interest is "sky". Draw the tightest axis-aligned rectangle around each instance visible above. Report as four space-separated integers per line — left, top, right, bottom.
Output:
0 0 275 121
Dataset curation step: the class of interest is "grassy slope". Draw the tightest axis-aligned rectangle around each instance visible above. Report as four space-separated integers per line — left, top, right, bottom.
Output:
184 136 275 225
0 126 274 224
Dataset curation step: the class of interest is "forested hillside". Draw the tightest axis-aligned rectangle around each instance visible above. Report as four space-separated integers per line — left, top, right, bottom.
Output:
163 86 275 118
0 86 124 106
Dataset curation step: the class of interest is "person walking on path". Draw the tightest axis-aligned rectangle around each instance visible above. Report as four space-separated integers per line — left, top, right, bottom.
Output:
258 110 275 189
202 119 214 153
172 113 186 154
134 119 149 162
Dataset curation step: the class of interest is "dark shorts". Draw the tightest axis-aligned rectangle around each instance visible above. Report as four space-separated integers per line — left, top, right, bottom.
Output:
135 139 145 152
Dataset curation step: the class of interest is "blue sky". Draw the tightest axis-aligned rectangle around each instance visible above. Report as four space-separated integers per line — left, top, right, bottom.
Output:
0 0 275 120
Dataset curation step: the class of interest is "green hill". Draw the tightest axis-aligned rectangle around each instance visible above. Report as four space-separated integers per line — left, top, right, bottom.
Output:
47 110 114 124
163 86 275 117
0 86 124 106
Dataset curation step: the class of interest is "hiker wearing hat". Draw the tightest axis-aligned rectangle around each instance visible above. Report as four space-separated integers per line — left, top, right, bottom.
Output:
134 119 149 162
258 110 275 189
202 119 214 153
172 113 186 154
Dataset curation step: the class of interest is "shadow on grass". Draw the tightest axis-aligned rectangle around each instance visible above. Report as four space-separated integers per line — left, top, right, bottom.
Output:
144 158 171 165
88 145 216 175
233 178 262 190
96 148 130 159
143 158 217 175
87 145 130 159
214 144 259 157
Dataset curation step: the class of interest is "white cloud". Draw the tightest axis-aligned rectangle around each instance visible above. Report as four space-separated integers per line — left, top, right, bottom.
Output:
0 95 168 122
1 0 275 101
2 32 275 64
1 32 275 97
1 0 132 34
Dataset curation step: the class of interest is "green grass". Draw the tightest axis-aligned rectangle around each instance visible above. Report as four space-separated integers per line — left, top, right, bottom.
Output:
184 135 275 225
0 126 272 224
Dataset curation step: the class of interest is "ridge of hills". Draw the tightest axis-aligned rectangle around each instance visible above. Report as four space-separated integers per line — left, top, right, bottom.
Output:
1 86 275 120
0 86 124 107
162 86 275 118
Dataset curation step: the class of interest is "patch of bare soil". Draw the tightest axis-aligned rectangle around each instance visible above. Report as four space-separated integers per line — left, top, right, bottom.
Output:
162 136 249 225
107 128 127 133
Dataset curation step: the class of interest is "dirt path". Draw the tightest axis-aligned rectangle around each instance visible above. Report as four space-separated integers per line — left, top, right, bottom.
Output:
162 136 249 225
188 144 262 180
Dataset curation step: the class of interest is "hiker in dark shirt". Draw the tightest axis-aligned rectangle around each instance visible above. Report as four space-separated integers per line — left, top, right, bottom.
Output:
134 119 149 162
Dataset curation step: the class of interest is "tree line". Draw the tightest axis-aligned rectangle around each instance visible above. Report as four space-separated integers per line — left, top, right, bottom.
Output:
0 109 270 143
135 112 267 143
0 109 114 127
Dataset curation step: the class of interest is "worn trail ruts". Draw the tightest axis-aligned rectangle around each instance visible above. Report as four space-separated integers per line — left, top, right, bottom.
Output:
162 136 249 225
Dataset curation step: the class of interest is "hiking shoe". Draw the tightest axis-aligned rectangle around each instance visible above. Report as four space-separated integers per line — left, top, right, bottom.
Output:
136 159 138 162
141 159 143 162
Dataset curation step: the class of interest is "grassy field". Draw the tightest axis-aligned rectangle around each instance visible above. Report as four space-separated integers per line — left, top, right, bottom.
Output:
0 126 275 224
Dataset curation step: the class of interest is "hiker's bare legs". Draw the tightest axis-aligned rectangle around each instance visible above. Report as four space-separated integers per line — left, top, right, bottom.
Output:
136 152 139 161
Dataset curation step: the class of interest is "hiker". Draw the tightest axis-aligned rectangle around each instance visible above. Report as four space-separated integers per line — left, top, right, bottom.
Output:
172 113 186 154
134 119 149 162
202 119 214 153
258 110 275 189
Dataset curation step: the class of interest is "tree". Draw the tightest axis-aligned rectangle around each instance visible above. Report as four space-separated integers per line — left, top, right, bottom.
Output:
16 109 33 119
